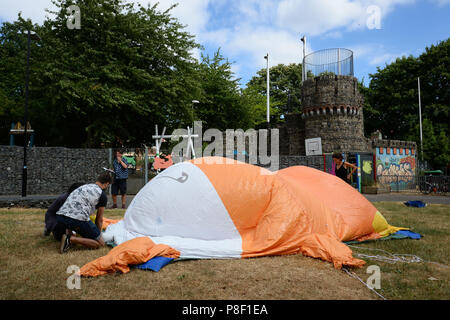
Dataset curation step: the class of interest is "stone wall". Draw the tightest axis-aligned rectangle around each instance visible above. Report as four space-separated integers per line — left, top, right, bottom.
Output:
301 75 371 153
371 138 417 150
304 114 370 153
0 146 110 195
279 155 324 170
278 114 305 156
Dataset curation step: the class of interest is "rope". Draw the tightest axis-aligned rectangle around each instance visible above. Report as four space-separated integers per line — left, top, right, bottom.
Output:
347 245 450 269
342 245 450 300
342 267 387 300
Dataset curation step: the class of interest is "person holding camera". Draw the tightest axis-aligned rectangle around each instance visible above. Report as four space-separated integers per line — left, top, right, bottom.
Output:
111 149 129 209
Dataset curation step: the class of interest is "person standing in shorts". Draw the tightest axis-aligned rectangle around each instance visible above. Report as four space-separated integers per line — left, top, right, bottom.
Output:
111 149 129 209
56 172 112 253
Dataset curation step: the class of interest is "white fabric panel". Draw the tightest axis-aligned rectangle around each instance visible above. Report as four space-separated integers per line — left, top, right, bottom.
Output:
103 162 242 258
102 221 241 259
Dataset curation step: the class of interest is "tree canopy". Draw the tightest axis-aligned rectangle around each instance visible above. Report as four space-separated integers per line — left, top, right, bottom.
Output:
244 63 303 127
363 38 449 169
1 0 203 147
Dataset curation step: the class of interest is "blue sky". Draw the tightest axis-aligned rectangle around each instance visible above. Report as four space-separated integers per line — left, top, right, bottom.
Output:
1 0 449 87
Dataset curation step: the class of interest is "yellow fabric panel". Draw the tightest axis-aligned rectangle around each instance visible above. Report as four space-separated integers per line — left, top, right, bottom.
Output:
372 211 406 238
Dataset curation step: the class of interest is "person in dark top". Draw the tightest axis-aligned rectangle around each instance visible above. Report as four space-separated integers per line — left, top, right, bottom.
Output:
332 153 357 184
44 182 84 238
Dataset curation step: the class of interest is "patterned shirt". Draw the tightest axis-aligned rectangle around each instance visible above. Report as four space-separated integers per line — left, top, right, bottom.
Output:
56 184 107 221
113 157 129 179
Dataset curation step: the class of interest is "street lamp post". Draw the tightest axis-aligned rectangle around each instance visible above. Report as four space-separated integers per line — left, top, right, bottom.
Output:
191 100 199 128
22 30 40 197
264 54 270 127
301 35 306 82
417 77 424 163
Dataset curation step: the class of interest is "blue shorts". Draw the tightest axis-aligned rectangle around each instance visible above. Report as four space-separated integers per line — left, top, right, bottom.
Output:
56 215 101 241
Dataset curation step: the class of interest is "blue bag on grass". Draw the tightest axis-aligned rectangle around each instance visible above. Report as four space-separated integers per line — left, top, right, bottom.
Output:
404 200 426 208
134 256 174 272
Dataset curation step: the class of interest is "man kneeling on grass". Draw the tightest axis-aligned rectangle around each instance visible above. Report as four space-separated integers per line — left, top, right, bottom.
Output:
56 172 112 254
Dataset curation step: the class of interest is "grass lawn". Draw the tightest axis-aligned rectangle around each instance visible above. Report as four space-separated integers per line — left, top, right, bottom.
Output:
0 202 448 300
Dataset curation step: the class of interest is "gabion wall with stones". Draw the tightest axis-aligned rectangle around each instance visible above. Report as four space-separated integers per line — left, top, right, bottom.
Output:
0 146 110 195
301 75 371 153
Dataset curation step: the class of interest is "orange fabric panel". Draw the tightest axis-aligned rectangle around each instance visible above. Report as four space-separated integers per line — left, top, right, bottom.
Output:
193 157 372 268
79 237 180 277
102 218 121 231
277 166 377 242
154 155 174 169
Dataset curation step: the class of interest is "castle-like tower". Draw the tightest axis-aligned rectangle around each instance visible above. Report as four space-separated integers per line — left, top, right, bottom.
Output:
301 74 370 153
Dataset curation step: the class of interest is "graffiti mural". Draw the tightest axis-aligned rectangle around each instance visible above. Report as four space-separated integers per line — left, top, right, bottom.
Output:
376 147 416 189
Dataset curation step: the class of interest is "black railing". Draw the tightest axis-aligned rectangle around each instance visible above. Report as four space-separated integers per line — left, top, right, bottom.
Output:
376 175 449 195
417 175 449 195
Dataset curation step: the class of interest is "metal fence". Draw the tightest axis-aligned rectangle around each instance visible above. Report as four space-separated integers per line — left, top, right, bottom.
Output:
304 48 354 77
417 175 450 194
376 174 449 194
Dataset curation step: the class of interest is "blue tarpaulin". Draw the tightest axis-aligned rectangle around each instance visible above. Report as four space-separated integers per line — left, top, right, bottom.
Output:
134 256 174 272
404 200 426 208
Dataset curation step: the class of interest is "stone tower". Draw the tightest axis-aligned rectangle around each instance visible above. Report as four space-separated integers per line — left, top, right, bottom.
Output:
301 74 370 153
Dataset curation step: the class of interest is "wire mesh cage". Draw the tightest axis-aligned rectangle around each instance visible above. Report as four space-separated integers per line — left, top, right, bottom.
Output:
304 48 354 77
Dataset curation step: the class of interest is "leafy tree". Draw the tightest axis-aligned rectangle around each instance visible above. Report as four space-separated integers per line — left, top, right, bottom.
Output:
245 63 303 125
363 38 449 169
1 0 202 147
193 49 253 131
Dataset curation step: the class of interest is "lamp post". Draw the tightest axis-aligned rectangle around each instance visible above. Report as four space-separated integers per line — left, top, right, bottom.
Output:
417 77 424 163
301 35 306 82
191 100 199 128
22 30 40 197
264 54 270 127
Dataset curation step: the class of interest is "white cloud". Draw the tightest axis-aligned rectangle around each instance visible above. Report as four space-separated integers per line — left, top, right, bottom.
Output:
0 0 422 84
347 43 408 68
133 0 211 36
276 0 415 35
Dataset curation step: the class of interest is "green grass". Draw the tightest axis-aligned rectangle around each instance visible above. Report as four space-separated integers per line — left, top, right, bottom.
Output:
0 203 448 300
348 202 449 300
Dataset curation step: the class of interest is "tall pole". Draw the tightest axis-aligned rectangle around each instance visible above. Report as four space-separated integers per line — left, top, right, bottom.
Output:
144 145 148 184
418 77 424 162
22 30 31 197
264 54 270 126
301 36 306 82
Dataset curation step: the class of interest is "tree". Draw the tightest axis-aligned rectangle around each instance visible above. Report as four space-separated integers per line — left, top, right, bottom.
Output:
363 38 449 169
0 0 202 147
193 49 253 131
245 63 303 126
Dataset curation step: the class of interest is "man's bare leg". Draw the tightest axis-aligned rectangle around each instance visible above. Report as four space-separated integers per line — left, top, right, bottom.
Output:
121 194 126 208
70 236 105 249
112 195 117 208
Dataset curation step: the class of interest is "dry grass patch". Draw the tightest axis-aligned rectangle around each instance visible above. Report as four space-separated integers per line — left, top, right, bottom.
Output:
0 203 448 300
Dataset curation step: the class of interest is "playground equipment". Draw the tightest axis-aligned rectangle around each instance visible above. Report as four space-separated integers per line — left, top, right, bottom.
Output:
9 122 35 147
151 125 198 174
